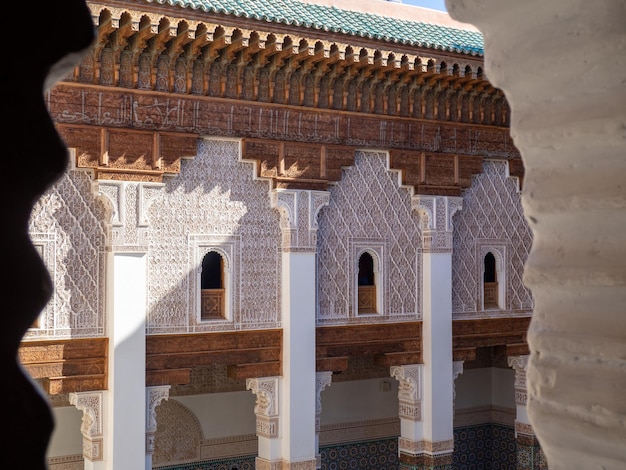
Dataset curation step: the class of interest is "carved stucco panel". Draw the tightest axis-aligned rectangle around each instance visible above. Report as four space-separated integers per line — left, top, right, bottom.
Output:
27 167 107 339
270 189 330 252
317 151 421 324
146 138 281 333
153 398 203 467
452 159 534 317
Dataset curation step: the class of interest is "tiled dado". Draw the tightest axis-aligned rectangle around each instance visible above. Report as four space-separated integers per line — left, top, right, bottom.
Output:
153 455 255 470
453 424 516 470
516 433 548 470
321 438 399 470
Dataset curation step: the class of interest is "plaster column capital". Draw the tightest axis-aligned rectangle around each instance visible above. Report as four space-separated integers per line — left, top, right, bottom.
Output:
315 371 333 416
411 195 463 253
247 376 280 439
145 385 170 454
270 189 330 252
92 180 164 251
391 364 423 421
508 355 529 406
69 390 104 462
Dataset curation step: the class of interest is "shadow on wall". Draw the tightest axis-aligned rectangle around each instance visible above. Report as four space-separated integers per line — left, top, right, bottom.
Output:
1 1 94 468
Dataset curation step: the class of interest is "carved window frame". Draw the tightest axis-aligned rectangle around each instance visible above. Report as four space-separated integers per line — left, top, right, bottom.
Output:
200 249 229 321
189 235 239 327
476 242 507 312
350 239 385 317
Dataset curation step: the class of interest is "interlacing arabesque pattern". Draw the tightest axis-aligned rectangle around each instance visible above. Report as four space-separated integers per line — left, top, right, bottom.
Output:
154 399 203 466
147 139 282 333
451 160 534 317
317 151 421 324
27 169 107 338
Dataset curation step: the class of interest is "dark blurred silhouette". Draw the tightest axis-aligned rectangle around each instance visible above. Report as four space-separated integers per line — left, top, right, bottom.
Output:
2 3 94 467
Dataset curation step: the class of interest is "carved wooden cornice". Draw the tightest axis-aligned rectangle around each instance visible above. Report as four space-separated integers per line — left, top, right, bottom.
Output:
45 0 521 188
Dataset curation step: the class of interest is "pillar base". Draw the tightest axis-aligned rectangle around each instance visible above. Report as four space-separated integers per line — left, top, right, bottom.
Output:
399 452 453 470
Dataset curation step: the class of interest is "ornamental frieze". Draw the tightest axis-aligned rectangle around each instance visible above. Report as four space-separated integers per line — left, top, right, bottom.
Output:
50 83 516 157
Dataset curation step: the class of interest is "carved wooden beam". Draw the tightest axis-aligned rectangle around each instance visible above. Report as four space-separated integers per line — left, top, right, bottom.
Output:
242 139 355 190
19 338 108 395
146 329 282 385
389 149 484 196
452 317 530 363
316 322 422 373
57 124 198 182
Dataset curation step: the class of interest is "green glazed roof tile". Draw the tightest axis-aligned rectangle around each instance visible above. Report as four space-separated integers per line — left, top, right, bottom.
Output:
145 0 484 55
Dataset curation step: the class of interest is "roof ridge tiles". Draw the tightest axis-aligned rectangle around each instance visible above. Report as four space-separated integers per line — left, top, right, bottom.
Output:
144 0 484 56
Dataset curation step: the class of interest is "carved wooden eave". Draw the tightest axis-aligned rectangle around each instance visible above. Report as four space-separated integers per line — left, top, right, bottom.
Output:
18 318 531 394
146 329 282 386
56 123 198 182
242 138 356 190
18 338 108 395
46 0 521 188
452 317 530 364
316 322 423 374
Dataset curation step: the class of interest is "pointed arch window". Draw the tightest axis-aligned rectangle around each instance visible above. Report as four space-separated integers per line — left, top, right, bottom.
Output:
358 252 377 314
483 252 498 309
201 251 226 320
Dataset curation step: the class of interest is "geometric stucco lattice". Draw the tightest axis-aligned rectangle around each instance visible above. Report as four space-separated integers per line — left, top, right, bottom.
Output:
452 159 534 318
317 151 422 325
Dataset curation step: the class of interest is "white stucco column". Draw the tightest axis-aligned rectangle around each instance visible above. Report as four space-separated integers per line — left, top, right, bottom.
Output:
95 181 161 470
410 195 463 467
447 1 626 468
106 251 146 470
270 189 330 470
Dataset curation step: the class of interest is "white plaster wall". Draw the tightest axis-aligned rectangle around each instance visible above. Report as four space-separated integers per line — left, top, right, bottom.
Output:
46 406 83 458
319 378 399 426
454 367 514 410
146 138 282 333
317 151 422 324
175 391 257 439
27 168 107 339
